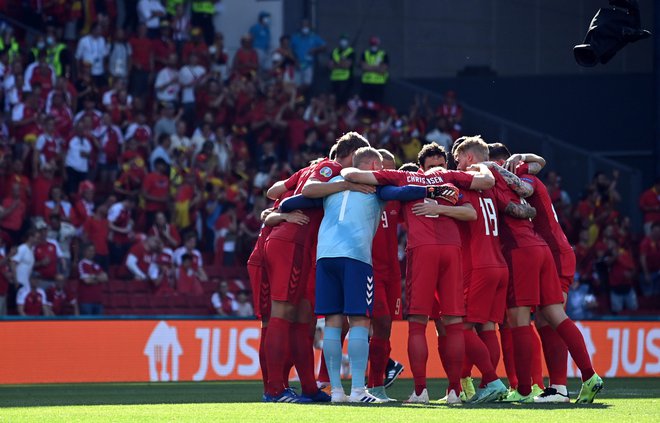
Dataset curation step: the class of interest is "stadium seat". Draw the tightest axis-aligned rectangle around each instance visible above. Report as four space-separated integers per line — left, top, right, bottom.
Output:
130 294 151 309
129 280 151 294
107 280 130 294
106 293 130 308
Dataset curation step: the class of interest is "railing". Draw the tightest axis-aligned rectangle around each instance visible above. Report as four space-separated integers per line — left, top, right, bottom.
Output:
386 78 644 230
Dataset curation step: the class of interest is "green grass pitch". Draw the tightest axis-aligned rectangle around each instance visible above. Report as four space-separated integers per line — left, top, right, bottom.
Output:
0 378 658 422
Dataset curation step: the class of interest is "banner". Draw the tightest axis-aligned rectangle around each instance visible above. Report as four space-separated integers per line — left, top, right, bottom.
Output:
0 320 658 384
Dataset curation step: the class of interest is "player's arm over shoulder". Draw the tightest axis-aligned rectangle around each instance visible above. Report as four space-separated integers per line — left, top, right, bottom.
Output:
463 164 495 191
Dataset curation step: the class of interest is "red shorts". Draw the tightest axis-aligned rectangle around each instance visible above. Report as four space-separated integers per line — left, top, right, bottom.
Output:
553 248 576 294
405 245 464 318
248 262 270 320
264 238 308 304
373 264 403 320
506 246 564 308
464 266 508 324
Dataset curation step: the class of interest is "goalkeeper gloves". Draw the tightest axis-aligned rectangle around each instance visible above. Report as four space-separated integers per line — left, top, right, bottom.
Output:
426 183 459 205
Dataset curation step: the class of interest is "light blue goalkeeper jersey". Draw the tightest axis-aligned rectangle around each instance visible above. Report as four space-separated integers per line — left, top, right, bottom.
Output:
316 176 384 265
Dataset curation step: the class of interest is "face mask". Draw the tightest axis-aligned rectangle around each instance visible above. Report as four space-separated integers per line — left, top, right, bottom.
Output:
46 36 55 46
339 39 349 49
370 46 379 52
263 17 270 25
301 27 310 35
37 41 45 49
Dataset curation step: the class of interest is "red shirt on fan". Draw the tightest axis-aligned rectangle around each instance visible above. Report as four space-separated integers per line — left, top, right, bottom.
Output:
639 186 660 224
142 172 170 212
515 167 572 254
458 189 506 271
372 169 474 248
108 201 133 244
372 200 401 270
46 285 77 315
0 196 26 231
16 286 48 316
127 242 153 277
78 259 104 303
83 215 110 256
640 236 660 273
176 267 204 295
33 239 61 280
0 249 10 296
50 103 74 139
31 175 55 217
490 171 547 250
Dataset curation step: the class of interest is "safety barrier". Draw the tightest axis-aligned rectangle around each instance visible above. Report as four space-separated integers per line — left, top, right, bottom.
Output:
0 319 658 384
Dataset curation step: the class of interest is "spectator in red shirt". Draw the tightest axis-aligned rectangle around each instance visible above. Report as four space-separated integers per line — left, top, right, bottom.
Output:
47 89 74 141
141 158 171 229
182 27 210 69
211 279 236 316
78 243 108 315
176 253 204 295
108 197 136 265
0 182 27 246
126 236 160 282
71 180 95 228
82 202 110 271
604 238 638 314
148 211 181 250
43 185 73 224
128 23 153 98
46 277 78 316
11 91 41 144
232 34 259 78
33 219 66 285
640 222 660 297
152 20 177 72
30 163 57 218
33 116 61 176
173 232 208 281
639 177 660 235
16 273 52 316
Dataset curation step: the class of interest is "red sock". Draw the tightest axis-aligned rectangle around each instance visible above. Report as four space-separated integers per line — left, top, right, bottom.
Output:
538 325 568 386
291 322 317 395
265 317 291 396
259 326 268 392
555 319 595 381
437 333 449 375
511 326 533 396
368 337 390 388
444 323 465 394
461 342 473 379
500 326 518 388
478 330 501 369
318 351 329 383
283 358 293 389
408 321 428 395
464 329 498 385
531 327 545 389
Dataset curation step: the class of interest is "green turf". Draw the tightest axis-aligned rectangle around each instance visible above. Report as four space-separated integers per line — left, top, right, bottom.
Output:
0 378 658 422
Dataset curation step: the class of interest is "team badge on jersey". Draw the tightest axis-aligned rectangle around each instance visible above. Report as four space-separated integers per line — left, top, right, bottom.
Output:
319 166 333 178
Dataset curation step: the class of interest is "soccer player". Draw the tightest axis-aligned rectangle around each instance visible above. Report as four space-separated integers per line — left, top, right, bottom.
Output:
313 147 387 403
504 152 599 403
368 149 404 401
449 137 512 402
342 160 495 404
261 132 371 403
488 143 603 404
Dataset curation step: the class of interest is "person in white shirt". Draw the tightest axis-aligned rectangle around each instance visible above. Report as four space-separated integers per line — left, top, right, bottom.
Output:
108 27 132 80
154 53 180 104
138 0 167 38
11 229 38 290
179 52 207 124
23 52 56 92
169 120 192 155
149 133 172 171
64 122 93 195
75 23 109 87
425 117 454 152
3 61 23 112
173 232 208 281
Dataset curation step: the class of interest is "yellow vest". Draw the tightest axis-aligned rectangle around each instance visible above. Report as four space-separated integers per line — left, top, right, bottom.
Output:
166 0 184 15
48 44 67 76
191 0 214 14
0 38 20 63
362 50 388 85
330 47 353 81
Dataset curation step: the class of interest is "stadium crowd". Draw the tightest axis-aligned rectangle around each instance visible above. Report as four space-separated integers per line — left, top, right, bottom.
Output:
0 1 656 320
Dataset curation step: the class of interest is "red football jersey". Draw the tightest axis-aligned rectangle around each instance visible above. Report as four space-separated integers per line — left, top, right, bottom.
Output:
372 169 474 249
78 259 104 303
46 285 76 315
83 216 110 256
372 200 401 269
17 288 46 316
490 171 547 250
519 173 573 254
247 198 283 267
34 241 59 280
458 189 506 271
